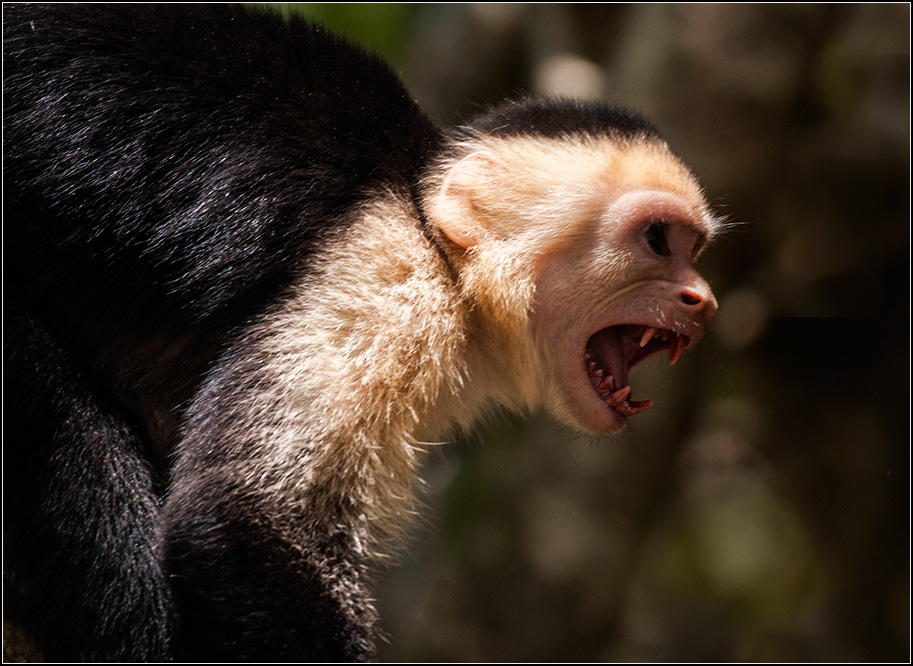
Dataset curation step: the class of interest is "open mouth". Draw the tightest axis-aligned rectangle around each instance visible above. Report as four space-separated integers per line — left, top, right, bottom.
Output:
584 324 690 418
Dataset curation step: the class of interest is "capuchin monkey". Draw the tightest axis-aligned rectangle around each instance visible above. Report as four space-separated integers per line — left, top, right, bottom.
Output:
3 4 719 662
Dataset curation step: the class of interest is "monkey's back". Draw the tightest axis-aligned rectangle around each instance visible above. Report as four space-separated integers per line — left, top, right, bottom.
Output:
3 3 442 334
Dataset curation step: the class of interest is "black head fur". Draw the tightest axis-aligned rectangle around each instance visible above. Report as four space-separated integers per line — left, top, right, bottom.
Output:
455 97 662 143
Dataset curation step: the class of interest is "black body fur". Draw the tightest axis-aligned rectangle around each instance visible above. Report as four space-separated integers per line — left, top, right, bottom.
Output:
4 4 440 661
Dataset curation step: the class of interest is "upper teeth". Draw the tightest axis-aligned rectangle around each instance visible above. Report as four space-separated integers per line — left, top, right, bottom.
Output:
639 326 657 347
668 333 686 365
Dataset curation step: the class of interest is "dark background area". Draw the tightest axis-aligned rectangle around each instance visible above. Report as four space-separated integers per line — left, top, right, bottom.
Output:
269 3 911 662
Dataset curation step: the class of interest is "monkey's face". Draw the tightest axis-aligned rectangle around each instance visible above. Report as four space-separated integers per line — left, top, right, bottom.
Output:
534 184 719 435
430 134 719 435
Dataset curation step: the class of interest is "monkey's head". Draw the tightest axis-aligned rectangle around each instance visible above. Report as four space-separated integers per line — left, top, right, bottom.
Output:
428 100 720 435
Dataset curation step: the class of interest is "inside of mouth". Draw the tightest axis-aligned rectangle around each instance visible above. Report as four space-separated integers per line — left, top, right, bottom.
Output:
585 324 686 417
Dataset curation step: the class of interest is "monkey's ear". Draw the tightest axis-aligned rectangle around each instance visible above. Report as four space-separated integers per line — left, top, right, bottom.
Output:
435 151 505 249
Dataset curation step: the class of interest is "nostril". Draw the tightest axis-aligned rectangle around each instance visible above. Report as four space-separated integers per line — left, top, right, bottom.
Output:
680 289 704 307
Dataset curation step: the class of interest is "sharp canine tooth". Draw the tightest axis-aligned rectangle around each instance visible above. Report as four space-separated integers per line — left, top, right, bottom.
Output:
624 399 653 416
669 334 684 366
639 326 657 347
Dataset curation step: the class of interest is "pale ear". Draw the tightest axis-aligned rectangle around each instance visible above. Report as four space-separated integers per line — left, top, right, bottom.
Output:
436 151 504 249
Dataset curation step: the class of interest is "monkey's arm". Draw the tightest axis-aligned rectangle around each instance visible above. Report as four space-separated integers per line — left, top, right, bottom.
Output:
159 198 466 660
163 467 374 661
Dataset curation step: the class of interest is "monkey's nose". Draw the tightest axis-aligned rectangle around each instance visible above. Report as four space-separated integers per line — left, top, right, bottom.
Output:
679 285 718 323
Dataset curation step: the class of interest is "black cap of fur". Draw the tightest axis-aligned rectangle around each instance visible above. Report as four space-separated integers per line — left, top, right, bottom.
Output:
457 98 662 143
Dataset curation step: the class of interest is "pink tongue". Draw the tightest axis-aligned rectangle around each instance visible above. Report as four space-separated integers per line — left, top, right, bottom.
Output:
588 328 628 388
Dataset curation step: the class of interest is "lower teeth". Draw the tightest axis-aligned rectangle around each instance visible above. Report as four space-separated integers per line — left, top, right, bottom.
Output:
588 361 653 416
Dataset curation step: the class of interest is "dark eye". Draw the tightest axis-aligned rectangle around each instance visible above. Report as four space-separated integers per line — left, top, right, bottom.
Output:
645 221 671 256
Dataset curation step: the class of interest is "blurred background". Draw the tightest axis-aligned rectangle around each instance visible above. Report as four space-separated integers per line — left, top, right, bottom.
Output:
274 4 909 661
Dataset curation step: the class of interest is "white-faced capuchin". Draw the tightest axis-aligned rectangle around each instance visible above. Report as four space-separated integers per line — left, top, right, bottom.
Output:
3 4 719 662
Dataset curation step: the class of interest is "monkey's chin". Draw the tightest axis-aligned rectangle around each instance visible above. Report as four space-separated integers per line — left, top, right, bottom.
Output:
562 324 690 434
